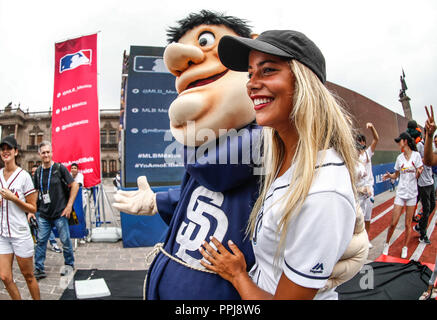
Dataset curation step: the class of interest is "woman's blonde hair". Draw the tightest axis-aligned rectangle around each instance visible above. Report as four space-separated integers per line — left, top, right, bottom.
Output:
247 60 358 261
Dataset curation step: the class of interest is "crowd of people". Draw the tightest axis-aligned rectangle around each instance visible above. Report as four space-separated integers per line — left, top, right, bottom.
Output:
381 120 436 259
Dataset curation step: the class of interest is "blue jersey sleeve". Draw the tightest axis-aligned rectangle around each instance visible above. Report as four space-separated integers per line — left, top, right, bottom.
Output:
156 187 181 225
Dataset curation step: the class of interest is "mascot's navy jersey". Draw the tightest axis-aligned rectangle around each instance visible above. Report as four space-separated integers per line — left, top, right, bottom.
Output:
146 123 261 300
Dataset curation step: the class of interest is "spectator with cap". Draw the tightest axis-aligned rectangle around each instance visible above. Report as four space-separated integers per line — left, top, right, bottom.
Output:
406 119 427 220
407 120 423 144
69 163 83 187
355 141 372 241
414 127 434 245
382 132 423 259
199 29 367 299
356 122 379 249
69 162 87 240
0 135 40 299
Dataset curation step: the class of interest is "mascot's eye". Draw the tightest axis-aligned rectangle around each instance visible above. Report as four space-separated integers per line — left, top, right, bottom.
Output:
198 32 215 47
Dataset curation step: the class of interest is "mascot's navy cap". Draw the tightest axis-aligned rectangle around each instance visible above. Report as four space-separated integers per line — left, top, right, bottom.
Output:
218 29 326 84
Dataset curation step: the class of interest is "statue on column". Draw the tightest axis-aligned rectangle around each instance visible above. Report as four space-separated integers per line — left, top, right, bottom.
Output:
399 69 408 99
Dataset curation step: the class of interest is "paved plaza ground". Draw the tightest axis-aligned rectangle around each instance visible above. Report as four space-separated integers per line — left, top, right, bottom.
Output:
0 179 152 300
1 181 435 300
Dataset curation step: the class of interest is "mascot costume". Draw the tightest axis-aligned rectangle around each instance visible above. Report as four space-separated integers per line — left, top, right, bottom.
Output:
114 10 369 300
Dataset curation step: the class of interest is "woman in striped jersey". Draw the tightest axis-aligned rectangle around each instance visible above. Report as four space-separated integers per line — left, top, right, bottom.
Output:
0 136 40 300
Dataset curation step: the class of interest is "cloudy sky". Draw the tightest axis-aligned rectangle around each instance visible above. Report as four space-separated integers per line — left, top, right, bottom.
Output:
1 0 436 127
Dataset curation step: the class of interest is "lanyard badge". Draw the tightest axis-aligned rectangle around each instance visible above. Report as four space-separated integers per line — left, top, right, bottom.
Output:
42 193 51 204
40 165 52 204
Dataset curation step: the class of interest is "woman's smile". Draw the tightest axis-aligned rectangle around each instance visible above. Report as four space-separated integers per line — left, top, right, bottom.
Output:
252 96 274 111
246 51 295 134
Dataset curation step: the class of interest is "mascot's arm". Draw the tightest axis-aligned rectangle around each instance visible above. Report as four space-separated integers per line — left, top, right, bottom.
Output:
112 176 181 225
112 176 158 216
155 188 181 225
320 203 369 292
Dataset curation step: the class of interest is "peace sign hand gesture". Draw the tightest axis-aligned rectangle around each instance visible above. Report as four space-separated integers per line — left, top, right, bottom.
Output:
425 105 436 138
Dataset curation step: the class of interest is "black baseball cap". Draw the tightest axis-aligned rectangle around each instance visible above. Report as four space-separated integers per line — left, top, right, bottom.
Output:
394 132 412 143
407 120 418 129
218 29 326 83
0 135 18 149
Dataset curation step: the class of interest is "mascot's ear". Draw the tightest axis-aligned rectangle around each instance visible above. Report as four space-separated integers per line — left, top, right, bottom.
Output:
251 33 259 39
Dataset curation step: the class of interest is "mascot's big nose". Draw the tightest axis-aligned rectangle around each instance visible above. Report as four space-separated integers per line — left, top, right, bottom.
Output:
163 43 205 77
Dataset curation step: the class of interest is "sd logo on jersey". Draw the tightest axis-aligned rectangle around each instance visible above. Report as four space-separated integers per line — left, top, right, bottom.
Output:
175 186 229 269
59 50 92 73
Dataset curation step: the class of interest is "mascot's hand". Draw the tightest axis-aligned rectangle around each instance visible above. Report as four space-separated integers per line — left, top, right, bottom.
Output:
320 204 369 292
112 176 158 216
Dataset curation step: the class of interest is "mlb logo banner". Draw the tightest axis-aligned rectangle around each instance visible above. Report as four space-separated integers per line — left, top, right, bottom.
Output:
52 33 101 188
59 49 92 73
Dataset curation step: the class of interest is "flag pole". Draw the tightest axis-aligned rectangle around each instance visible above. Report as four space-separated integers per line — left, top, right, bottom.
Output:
96 31 107 229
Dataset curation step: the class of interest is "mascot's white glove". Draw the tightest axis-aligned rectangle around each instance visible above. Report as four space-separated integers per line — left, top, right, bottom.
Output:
320 203 369 292
112 176 158 216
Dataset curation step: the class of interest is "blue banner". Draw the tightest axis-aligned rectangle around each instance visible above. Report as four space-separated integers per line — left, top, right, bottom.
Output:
372 162 396 195
53 187 87 238
69 187 87 238
124 46 185 187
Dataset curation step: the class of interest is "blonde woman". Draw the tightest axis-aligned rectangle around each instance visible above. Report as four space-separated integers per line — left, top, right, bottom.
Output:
199 30 364 299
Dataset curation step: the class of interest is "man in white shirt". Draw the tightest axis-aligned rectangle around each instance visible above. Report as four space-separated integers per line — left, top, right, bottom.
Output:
70 163 87 215
70 163 84 186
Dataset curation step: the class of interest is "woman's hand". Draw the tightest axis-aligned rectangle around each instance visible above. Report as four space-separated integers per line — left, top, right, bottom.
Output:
27 213 36 223
365 186 372 197
416 166 424 180
0 188 17 201
61 203 73 219
200 236 316 300
382 171 391 181
200 237 247 285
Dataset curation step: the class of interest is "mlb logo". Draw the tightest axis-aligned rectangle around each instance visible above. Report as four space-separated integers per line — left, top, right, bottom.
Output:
59 49 92 73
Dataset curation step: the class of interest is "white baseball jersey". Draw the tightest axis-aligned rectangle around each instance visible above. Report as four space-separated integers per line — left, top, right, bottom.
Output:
249 148 356 300
359 147 374 187
394 151 423 199
356 161 368 197
74 172 84 185
0 167 36 238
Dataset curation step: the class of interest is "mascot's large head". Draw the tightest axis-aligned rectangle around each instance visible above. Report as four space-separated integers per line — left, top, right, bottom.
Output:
164 10 256 146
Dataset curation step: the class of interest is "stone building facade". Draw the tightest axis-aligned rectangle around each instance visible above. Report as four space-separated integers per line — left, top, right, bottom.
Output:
0 104 120 178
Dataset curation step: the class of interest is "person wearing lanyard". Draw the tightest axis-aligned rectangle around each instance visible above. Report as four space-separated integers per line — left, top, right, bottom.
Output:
31 165 61 253
33 141 79 280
